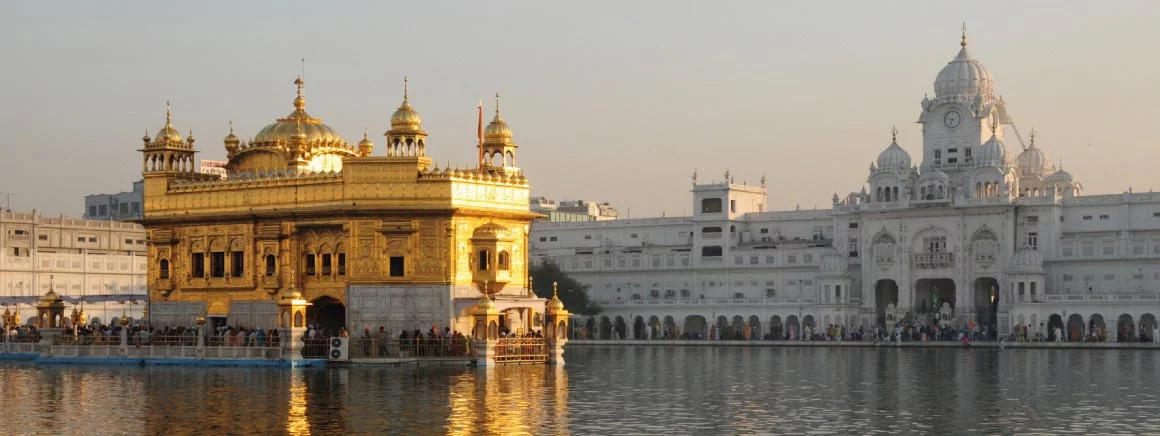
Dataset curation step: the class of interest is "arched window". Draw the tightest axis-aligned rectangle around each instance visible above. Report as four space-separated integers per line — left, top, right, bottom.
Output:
498 251 510 270
265 255 276 277
478 249 490 271
892 187 899 201
159 259 170 279
876 187 882 202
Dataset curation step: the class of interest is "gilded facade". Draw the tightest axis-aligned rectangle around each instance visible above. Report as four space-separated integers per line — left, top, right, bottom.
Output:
140 77 543 335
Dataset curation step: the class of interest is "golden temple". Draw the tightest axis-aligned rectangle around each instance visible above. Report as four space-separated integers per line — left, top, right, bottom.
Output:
139 76 543 337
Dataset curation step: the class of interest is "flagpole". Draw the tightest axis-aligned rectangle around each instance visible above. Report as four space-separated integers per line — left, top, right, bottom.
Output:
477 100 484 172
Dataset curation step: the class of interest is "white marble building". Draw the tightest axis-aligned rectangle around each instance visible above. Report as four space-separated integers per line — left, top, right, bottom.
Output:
0 211 148 326
531 33 1160 342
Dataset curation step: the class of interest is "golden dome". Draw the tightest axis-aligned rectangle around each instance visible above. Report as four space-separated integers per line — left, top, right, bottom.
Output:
389 77 423 132
546 281 566 311
475 295 496 313
119 314 130 327
483 93 512 141
358 129 373 148
224 121 239 144
253 76 346 146
472 222 511 240
40 288 60 303
153 101 183 144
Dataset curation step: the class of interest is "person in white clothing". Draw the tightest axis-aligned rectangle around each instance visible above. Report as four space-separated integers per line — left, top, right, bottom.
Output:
1054 327 1063 343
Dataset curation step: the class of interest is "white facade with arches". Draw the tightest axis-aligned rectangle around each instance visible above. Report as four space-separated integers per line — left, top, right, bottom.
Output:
532 32 1160 341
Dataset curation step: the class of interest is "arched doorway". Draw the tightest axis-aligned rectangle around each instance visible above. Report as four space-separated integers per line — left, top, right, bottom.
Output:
769 315 783 340
613 316 627 340
1089 314 1106 342
663 316 678 339
748 315 761 340
730 315 744 340
974 277 1000 332
785 315 800 340
647 315 661 339
633 316 646 339
306 296 345 337
915 278 956 319
875 279 899 326
1066 314 1085 342
683 315 707 339
803 315 816 339
598 316 612 340
1047 314 1064 341
1117 314 1135 342
584 317 597 339
1141 314 1157 342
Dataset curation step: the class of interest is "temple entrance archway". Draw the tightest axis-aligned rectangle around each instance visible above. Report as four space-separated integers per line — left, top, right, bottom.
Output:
802 315 816 339
974 277 1000 332
1089 314 1106 341
874 280 899 326
1067 314 1085 342
647 315 661 339
633 316 646 339
663 316 677 339
683 315 707 339
306 296 345 337
598 316 612 339
785 315 800 339
584 317 597 339
613 316 626 340
730 315 744 340
915 278 956 321
769 315 783 340
748 315 761 340
1047 314 1064 341
1141 314 1157 342
1118 314 1136 342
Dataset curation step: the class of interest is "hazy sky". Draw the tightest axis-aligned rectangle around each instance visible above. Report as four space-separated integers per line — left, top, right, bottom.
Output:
2 1 1159 218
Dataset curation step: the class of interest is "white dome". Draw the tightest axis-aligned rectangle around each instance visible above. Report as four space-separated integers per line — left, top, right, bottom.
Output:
877 140 912 171
1046 168 1073 184
977 134 1009 167
1016 144 1050 175
819 250 849 275
1010 246 1043 271
934 47 995 98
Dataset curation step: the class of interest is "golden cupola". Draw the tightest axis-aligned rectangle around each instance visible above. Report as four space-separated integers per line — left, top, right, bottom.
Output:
223 121 240 158
140 102 197 175
385 77 428 158
481 93 519 173
357 129 374 157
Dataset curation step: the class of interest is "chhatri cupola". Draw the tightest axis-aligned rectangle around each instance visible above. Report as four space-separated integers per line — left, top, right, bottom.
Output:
140 102 198 175
481 93 520 175
384 77 427 158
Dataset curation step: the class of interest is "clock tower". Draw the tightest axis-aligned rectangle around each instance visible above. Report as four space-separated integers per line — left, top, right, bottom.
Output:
915 26 1009 176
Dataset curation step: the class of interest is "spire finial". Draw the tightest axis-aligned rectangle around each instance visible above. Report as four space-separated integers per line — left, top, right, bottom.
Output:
991 119 998 136
229 120 234 135
165 100 172 123
293 75 306 110
494 92 501 117
294 75 304 97
891 125 898 142
363 128 369 140
961 22 968 47
552 281 559 299
1029 127 1037 147
403 76 409 104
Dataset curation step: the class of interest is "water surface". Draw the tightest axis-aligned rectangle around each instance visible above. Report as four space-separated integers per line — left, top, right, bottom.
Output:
2 346 1158 434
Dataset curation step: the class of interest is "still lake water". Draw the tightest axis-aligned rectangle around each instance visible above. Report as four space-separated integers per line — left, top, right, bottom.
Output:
2 346 1160 435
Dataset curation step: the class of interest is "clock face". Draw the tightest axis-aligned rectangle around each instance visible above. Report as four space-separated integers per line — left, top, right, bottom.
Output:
943 110 961 129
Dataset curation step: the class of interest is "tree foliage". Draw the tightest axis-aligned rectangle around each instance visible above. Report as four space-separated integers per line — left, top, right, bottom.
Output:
530 259 601 315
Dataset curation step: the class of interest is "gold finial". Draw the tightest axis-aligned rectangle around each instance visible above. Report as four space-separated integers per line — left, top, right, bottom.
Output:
961 22 968 47
363 128 369 141
49 274 54 291
403 76 409 104
890 125 898 142
165 101 172 123
494 92 501 117
229 120 234 135
293 75 306 110
1029 127 1037 147
552 281 559 299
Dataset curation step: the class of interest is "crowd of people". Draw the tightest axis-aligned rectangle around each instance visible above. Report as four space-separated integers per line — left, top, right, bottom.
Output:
3 325 41 343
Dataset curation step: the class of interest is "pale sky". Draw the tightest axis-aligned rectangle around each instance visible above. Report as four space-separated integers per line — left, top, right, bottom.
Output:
2 1 1158 218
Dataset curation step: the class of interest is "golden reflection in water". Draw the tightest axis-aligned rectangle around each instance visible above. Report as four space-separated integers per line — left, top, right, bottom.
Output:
287 369 311 435
446 365 570 435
